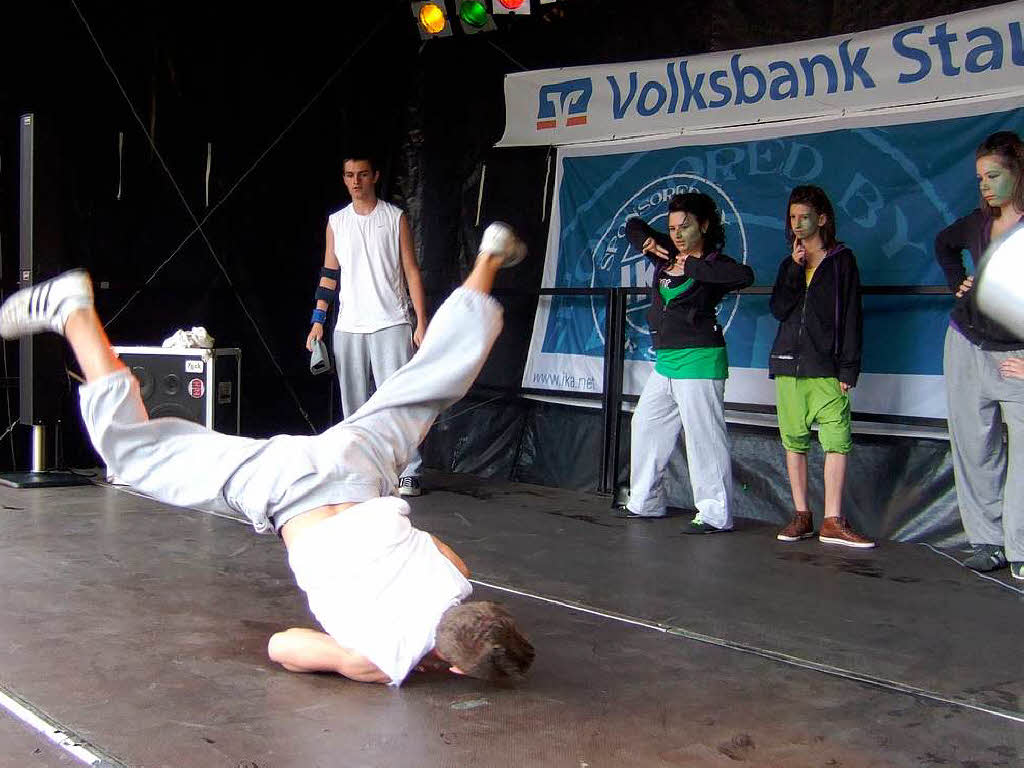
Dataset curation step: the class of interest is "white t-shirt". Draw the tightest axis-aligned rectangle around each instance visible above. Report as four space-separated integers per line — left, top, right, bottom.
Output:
286 497 472 686
328 200 411 333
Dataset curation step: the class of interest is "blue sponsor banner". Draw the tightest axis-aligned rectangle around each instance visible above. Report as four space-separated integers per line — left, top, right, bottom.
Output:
523 104 1024 418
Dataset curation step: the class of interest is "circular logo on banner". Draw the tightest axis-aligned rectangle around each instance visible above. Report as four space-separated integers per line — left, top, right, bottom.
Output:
590 173 748 359
188 378 205 399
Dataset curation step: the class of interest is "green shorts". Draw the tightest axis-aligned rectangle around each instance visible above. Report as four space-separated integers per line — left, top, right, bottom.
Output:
775 376 852 454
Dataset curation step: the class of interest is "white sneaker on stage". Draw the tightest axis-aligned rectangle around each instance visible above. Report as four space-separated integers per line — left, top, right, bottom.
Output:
0 269 94 339
480 222 527 268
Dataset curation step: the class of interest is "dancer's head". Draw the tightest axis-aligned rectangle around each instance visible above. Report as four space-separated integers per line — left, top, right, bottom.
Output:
342 155 379 203
786 185 836 249
435 601 535 682
666 192 725 256
975 132 1024 216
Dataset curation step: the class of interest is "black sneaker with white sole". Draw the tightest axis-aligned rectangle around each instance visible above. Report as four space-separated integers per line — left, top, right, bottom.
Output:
681 514 732 535
398 476 422 497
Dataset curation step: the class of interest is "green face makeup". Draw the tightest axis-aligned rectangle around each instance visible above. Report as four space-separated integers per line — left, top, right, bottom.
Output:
789 203 822 242
668 211 704 254
976 155 1018 209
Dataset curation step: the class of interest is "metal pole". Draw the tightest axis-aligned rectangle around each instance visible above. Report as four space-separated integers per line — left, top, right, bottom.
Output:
599 290 615 494
30 424 45 472
607 289 627 497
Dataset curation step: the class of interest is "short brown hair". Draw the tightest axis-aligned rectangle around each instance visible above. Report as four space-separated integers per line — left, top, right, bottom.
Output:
435 601 535 682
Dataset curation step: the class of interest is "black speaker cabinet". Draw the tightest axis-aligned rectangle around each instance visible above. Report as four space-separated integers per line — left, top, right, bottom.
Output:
113 347 241 434
19 112 67 425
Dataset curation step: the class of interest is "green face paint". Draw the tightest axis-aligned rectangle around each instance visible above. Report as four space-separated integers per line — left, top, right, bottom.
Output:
668 211 704 255
976 155 1018 209
789 203 823 243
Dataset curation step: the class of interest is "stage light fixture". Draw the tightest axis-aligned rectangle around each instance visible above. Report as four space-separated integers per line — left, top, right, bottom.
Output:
493 0 531 14
411 1 452 38
458 0 496 33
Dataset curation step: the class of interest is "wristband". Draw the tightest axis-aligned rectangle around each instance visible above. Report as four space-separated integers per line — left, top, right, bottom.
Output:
311 308 327 325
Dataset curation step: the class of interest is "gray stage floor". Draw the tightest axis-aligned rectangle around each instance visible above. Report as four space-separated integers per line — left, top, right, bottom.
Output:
0 472 1021 767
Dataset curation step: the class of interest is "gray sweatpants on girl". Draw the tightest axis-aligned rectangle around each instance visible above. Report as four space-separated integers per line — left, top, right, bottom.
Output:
79 288 503 534
627 372 733 528
333 323 422 479
944 325 1024 561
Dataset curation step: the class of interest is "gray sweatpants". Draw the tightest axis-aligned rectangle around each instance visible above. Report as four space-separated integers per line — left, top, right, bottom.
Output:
944 325 1024 561
80 288 503 534
627 372 733 528
334 323 422 479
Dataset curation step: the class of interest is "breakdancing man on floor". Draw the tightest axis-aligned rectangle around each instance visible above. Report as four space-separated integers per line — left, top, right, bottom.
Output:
0 223 535 686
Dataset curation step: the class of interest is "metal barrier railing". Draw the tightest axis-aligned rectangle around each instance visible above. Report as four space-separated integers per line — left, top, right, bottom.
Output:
495 284 951 495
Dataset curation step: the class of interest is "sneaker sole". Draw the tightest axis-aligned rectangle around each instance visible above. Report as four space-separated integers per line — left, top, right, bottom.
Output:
398 488 421 497
683 526 732 535
819 535 876 549
964 561 1007 573
776 532 815 542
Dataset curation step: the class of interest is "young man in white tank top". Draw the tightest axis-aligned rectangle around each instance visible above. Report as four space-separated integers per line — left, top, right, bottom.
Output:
306 156 429 497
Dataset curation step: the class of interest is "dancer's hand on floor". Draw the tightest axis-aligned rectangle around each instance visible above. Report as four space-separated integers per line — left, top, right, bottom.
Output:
999 357 1024 379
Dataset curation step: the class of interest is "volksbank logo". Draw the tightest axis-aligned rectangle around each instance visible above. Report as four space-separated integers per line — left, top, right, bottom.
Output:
536 78 592 130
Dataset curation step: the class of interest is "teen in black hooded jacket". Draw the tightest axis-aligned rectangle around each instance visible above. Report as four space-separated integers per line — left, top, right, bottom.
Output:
621 192 753 533
769 185 873 549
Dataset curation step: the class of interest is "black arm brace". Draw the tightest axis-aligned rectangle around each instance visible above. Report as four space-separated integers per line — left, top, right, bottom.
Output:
315 285 336 305
315 267 340 306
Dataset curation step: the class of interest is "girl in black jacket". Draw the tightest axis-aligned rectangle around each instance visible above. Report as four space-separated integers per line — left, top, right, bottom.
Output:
622 192 753 533
936 131 1024 579
769 185 873 549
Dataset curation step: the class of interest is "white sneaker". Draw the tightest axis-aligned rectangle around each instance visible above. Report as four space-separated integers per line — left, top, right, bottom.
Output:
479 222 527 268
0 269 94 339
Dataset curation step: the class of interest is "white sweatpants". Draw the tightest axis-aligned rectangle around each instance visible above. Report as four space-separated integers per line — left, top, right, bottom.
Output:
79 288 503 534
334 323 422 479
627 372 733 528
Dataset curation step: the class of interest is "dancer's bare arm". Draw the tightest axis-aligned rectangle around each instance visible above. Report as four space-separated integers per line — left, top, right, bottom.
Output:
432 535 470 577
267 628 391 684
399 214 429 346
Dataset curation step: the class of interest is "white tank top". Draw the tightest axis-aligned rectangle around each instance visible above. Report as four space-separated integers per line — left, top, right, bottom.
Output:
329 200 411 333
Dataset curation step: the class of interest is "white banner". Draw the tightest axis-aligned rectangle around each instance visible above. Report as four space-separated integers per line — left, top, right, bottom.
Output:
498 2 1024 147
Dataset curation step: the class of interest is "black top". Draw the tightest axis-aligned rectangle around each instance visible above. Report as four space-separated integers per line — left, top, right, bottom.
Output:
768 244 863 387
624 217 754 351
934 208 1024 350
